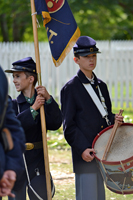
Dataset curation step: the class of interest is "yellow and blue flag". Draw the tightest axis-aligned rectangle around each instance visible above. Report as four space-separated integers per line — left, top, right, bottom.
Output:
35 0 80 67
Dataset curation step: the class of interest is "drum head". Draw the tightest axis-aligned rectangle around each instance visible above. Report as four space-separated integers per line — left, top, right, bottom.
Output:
93 123 133 162
92 123 133 195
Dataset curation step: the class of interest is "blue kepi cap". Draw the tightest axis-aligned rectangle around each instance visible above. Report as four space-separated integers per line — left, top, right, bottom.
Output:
73 36 101 56
5 57 36 74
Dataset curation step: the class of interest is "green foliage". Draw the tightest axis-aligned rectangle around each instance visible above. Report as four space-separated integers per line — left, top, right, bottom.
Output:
113 107 133 122
0 0 47 42
23 15 48 42
47 126 70 150
124 115 133 123
0 0 133 41
68 0 133 40
0 0 31 41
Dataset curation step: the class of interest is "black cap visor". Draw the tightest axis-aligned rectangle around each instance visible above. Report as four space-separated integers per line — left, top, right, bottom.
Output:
77 50 101 56
5 69 23 73
74 47 101 56
5 66 36 74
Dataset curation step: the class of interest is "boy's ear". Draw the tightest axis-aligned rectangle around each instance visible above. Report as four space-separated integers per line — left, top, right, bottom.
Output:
73 57 79 64
29 76 34 83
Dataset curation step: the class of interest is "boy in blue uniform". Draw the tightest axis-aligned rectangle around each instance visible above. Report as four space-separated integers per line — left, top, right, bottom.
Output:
0 67 25 198
5 57 62 200
61 36 124 200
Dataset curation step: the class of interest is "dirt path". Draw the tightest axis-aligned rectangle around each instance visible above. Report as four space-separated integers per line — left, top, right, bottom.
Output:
51 168 75 185
49 150 75 185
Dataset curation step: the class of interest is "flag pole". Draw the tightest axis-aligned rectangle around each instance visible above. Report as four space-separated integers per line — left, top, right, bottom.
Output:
30 0 52 200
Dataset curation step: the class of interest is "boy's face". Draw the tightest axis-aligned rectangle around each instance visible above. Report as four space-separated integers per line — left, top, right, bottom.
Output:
13 71 31 92
74 53 97 75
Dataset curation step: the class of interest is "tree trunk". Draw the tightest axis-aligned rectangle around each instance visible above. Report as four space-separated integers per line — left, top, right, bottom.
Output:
0 14 9 42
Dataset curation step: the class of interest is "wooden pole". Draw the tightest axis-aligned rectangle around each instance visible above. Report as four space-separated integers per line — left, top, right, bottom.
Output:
102 109 123 160
30 0 52 199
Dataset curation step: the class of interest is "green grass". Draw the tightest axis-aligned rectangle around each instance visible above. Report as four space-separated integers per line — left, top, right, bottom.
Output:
106 190 133 200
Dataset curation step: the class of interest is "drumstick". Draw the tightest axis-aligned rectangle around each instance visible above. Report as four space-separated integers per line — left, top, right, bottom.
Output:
102 109 124 160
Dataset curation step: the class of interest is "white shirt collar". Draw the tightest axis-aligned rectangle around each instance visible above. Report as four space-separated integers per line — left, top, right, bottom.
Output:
86 74 94 84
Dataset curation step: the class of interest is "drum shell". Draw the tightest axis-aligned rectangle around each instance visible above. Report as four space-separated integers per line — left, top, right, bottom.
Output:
92 123 133 195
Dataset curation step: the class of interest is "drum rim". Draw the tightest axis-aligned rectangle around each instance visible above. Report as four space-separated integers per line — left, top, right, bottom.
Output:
107 184 133 195
92 123 133 165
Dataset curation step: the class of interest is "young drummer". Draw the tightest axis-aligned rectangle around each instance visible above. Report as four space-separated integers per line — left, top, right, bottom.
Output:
5 57 62 200
60 36 124 200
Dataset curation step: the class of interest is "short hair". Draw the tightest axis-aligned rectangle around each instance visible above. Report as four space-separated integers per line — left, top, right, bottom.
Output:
24 72 37 86
74 53 80 58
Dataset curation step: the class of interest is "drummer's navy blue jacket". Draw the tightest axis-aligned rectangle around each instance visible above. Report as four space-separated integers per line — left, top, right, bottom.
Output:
61 69 115 173
12 90 62 181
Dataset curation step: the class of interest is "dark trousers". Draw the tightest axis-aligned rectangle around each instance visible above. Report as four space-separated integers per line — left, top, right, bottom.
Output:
75 171 105 200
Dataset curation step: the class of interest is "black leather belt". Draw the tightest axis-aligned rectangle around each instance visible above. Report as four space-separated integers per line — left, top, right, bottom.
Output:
25 141 43 150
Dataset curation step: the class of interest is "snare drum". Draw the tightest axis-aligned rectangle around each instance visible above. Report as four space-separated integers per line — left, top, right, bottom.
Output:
92 123 133 194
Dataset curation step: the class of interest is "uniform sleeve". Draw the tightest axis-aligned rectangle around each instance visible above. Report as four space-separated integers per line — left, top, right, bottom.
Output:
44 96 62 130
4 98 25 178
30 106 39 120
61 85 91 156
12 97 62 132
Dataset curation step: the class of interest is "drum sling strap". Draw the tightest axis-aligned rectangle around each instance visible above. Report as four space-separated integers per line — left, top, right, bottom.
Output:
83 83 111 126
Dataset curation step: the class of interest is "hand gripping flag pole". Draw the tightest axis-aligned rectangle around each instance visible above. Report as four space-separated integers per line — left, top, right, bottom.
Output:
30 0 52 200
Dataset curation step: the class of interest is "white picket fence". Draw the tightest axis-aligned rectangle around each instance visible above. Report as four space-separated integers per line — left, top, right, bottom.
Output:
0 41 133 108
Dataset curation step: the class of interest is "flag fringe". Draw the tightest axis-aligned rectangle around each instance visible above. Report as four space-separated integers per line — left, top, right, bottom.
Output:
52 27 80 67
